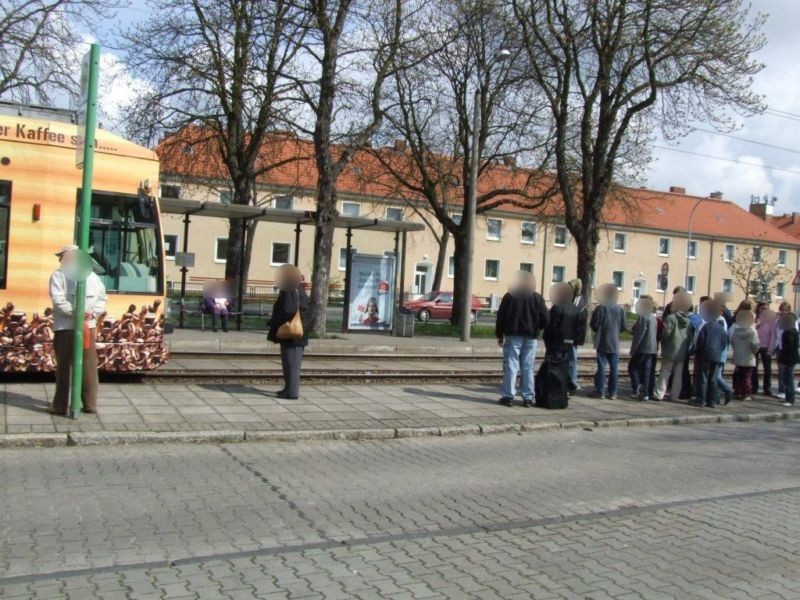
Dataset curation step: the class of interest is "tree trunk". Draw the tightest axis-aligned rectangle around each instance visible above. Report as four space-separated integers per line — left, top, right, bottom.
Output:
575 236 596 308
224 217 255 311
432 228 450 291
449 230 468 325
310 179 337 336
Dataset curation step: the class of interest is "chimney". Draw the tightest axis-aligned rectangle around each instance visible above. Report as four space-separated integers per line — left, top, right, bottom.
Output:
709 191 723 199
393 139 407 152
749 194 776 222
503 156 517 168
794 212 800 224
669 186 686 194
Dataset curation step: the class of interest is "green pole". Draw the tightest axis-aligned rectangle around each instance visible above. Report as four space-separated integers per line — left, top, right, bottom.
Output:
69 43 101 419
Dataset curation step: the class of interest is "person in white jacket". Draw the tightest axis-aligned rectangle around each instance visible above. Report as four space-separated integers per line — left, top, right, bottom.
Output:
49 245 107 415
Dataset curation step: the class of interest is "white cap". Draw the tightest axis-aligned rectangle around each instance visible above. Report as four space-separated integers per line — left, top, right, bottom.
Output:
55 244 79 256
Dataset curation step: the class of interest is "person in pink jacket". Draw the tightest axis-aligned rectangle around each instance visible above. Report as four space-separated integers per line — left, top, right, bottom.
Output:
754 302 776 397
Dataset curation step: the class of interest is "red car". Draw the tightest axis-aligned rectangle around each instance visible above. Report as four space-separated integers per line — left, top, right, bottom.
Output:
403 291 483 323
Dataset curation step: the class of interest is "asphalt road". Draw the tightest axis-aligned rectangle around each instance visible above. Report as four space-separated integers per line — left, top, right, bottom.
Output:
1 422 799 599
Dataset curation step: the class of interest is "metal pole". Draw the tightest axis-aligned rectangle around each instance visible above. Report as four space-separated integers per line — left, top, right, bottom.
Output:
460 88 481 342
69 43 100 420
179 212 191 328
294 222 301 266
341 227 353 334
399 231 407 309
393 230 400 313
236 219 247 331
685 198 707 290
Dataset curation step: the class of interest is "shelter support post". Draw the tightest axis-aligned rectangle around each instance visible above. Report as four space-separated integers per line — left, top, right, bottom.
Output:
341 227 353 334
294 223 301 266
179 213 191 328
399 231 407 309
236 218 247 331
393 231 400 313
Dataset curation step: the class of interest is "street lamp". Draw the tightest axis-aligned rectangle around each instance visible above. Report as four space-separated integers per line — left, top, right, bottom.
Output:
684 197 707 293
459 49 511 342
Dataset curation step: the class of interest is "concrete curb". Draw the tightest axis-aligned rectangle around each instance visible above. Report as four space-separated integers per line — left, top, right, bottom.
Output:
1 409 797 448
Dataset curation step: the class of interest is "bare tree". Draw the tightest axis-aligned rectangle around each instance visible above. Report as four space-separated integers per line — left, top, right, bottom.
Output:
0 0 116 102
290 0 421 335
727 244 787 301
511 0 766 302
121 0 308 302
371 0 554 323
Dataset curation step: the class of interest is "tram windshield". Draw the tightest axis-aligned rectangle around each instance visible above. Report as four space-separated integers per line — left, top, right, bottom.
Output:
80 191 163 294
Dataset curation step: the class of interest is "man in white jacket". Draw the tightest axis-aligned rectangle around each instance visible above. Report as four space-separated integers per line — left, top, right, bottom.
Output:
49 245 107 415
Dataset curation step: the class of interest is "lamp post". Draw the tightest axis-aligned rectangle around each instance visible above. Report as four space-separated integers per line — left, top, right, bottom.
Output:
459 49 511 342
684 197 707 294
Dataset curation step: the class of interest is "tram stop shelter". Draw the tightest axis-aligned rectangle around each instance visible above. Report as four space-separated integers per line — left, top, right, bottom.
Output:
159 197 425 332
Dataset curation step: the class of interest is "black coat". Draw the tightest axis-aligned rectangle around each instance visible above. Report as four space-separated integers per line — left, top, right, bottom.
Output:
495 291 549 339
779 328 800 366
544 302 586 354
268 286 312 348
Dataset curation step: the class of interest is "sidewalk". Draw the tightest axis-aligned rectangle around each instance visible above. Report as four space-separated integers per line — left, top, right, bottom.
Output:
2 380 797 446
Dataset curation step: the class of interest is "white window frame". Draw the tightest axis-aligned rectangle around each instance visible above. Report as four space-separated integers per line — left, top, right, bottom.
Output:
274 195 294 210
447 256 455 278
722 278 733 294
552 265 566 283
519 262 534 273
484 259 500 281
612 270 625 291
752 246 762 264
724 243 735 262
486 218 503 241
687 240 698 260
385 206 404 221
658 237 671 257
341 201 361 217
613 232 627 253
219 190 233 204
520 222 536 245
338 246 357 271
270 242 292 266
164 234 178 260
554 225 568 247
778 249 787 267
214 237 228 263
776 282 786 298
686 275 696 294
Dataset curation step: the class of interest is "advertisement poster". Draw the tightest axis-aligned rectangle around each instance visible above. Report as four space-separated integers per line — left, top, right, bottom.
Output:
348 253 395 331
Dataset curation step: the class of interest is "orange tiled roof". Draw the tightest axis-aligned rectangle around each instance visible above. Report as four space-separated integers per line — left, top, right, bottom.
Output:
157 131 800 247
773 213 800 240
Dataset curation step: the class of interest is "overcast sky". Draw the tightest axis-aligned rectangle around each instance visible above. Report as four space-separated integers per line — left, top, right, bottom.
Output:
644 1 800 214
100 1 799 214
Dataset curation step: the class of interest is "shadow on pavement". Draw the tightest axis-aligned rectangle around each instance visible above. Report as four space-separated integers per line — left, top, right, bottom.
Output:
3 391 50 414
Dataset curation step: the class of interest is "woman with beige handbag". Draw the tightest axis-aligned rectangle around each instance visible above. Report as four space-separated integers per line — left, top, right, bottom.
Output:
267 264 311 399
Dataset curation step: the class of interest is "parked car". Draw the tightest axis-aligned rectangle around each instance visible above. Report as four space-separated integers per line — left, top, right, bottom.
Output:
403 291 483 323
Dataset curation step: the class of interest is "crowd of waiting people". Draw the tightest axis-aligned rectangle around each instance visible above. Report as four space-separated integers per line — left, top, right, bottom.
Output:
495 272 799 409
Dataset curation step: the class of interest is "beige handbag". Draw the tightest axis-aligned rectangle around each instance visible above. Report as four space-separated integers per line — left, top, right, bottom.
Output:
276 292 304 340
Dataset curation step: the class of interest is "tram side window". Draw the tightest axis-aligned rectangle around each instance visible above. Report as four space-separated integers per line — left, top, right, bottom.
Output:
0 181 9 288
80 192 163 294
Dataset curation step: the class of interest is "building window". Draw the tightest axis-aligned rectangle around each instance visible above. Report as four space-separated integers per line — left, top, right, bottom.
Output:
271 242 292 266
724 244 735 262
613 232 627 253
0 181 10 288
554 225 567 246
658 237 671 256
687 240 697 259
215 237 228 263
521 222 536 244
341 201 360 217
486 218 502 241
274 195 294 210
484 259 500 280
448 256 455 278
339 246 357 271
164 234 178 259
519 262 534 273
612 270 624 290
752 246 762 264
777 282 786 298
552 265 566 283
722 278 733 294
451 212 462 226
161 184 181 199
219 190 233 204
686 275 696 293
385 207 404 221
778 249 787 267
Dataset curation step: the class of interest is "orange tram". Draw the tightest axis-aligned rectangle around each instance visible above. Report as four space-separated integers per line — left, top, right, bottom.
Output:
0 102 168 373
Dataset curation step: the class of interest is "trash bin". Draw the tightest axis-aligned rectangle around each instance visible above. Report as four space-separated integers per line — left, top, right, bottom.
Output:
394 310 415 337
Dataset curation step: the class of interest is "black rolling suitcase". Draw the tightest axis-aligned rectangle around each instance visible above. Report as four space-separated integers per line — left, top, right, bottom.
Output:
535 351 570 409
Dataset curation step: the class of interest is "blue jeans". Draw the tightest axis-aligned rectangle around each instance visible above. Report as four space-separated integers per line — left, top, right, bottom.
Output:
595 352 619 397
629 353 654 397
778 364 796 405
716 362 733 396
697 361 720 406
569 345 579 388
502 336 538 400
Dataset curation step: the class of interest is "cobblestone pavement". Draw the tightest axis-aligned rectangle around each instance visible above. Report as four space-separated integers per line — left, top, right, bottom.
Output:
1 422 799 598
2 381 796 434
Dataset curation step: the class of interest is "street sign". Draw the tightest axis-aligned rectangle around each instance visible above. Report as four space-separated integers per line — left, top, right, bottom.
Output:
175 252 195 268
791 270 800 286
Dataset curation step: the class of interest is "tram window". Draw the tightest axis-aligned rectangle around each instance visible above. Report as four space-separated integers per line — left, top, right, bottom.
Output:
80 191 163 294
0 181 9 288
